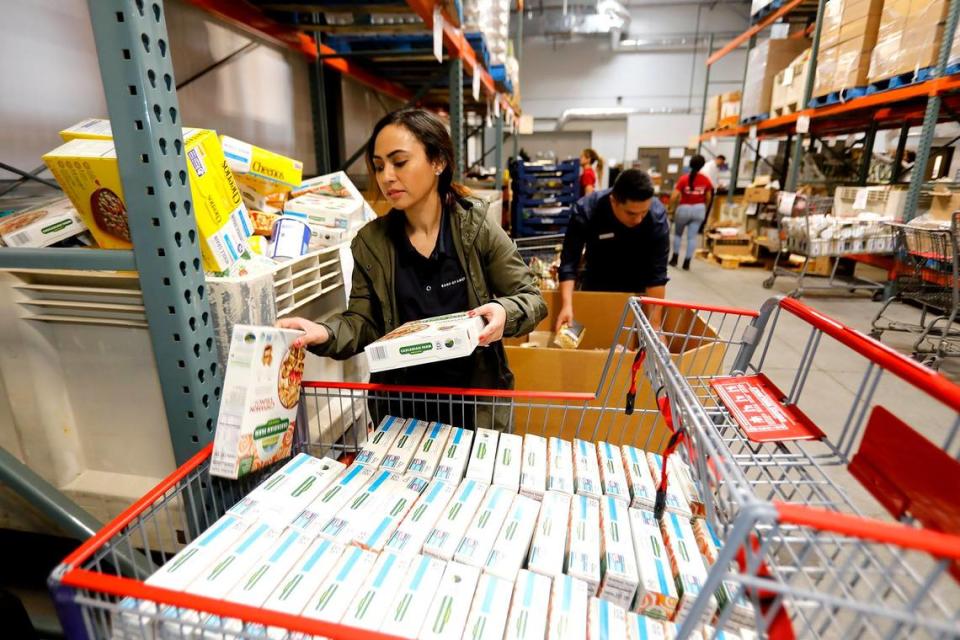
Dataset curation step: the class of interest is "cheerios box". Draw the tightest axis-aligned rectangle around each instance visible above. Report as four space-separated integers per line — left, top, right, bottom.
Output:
220 135 303 195
43 129 252 272
211 325 306 479
365 312 486 373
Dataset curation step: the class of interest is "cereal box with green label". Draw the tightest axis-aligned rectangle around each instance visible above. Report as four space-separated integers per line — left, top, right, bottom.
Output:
211 325 306 479
365 312 486 373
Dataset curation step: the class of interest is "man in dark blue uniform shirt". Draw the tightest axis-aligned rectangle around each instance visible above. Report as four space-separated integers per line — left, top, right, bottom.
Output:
555 169 669 331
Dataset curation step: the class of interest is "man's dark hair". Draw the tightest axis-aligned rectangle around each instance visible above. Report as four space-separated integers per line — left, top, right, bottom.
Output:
716 154 726 162
611 168 655 203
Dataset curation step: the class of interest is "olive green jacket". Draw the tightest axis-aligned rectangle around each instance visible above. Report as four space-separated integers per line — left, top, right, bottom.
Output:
313 196 547 389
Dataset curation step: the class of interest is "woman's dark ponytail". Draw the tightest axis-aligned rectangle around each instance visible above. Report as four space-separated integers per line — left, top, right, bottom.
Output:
688 154 706 184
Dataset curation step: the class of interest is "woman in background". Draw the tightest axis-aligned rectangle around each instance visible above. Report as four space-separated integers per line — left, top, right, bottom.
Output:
580 148 604 196
668 154 714 271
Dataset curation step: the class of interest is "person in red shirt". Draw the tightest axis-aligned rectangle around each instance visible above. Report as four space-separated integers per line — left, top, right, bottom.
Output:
668 154 714 270
579 148 603 196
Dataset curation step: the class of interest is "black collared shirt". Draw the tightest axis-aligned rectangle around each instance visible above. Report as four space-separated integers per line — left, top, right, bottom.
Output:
558 188 670 292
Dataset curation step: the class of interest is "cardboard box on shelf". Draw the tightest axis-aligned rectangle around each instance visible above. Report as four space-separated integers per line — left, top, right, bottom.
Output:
365 312 485 373
301 546 378 624
548 574 589 640
289 464 377 538
770 49 810 114
261 538 346 619
341 552 416 632
464 573 514 640
574 438 603 500
43 130 252 271
210 326 307 479
384 478 457 555
597 441 630 504
813 46 840 97
485 492 541 581
832 36 873 90
355 415 405 468
566 494 602 594
380 554 447 639
718 91 742 126
423 478 488 561
740 38 811 119
744 187 777 204
703 95 721 131
504 570 552 640
455 485 514 568
504 291 724 446
466 427 500 483
520 433 548 500
220 135 303 195
492 432 523 491
407 422 452 480
547 437 575 495
598 496 640 610
434 427 474 484
645 452 693 519
628 508 679 620
660 512 717 624
0 197 85 248
421 561 481 640
587 597 629 640
382 418 429 473
621 446 657 510
528 490 572 578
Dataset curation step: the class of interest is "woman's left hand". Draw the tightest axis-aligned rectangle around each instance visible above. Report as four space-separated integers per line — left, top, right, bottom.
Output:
469 302 507 347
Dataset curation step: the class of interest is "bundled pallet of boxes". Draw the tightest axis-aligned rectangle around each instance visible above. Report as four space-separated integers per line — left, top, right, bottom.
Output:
770 48 811 115
740 38 811 122
868 0 960 87
812 0 884 102
703 92 741 131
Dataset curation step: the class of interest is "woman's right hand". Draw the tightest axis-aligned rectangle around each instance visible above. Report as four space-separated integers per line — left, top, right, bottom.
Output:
554 305 574 334
276 317 329 349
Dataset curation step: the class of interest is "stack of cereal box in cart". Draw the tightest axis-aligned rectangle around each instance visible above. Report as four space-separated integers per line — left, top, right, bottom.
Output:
131 365 755 640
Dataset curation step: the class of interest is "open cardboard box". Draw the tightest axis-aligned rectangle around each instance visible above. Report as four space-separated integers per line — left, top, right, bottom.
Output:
503 291 726 450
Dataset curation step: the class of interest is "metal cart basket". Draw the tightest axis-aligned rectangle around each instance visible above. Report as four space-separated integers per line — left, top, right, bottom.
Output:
763 193 893 298
871 211 960 369
514 233 565 291
50 297 960 639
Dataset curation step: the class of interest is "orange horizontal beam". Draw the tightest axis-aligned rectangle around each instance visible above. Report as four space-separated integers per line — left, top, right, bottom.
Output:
182 0 412 102
707 0 807 66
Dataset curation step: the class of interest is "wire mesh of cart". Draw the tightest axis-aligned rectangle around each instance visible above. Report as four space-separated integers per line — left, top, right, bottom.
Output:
871 211 960 370
763 193 894 298
633 294 960 639
513 233 565 291
49 298 753 640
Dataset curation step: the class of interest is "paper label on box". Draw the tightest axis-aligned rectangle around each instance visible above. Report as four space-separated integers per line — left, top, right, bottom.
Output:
423 478 488 560
484 493 541 580
520 434 548 499
547 437 575 495
473 63 482 101
382 419 429 473
381 554 447 638
528 491 571 578
434 427 473 483
598 497 640 610
504 570 551 640
622 446 656 510
796 115 810 134
354 478 427 552
421 562 481 640
290 464 377 537
355 415 405 467
597 441 630 503
492 433 523 491
407 422 451 479
566 495 601 593
548 574 589 640
433 6 443 63
464 573 513 640
321 470 420 543
455 485 513 567
466 428 500 483
574 439 603 499
386 479 457 555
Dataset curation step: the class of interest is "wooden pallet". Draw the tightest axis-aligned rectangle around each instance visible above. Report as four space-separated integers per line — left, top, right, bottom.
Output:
772 101 800 117
695 249 766 270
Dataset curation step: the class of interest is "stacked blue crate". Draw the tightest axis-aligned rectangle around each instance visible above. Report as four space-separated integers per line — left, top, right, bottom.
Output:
511 159 580 237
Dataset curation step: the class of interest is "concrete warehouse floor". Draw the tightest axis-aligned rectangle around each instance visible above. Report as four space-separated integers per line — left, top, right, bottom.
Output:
8 255 959 638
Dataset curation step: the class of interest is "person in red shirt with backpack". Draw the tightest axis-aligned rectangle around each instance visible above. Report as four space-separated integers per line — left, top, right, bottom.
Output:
668 154 714 270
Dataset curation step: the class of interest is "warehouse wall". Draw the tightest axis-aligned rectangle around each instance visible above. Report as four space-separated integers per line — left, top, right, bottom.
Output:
519 3 751 162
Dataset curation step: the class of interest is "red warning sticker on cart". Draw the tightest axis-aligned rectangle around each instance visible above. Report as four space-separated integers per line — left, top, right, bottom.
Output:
710 374 825 442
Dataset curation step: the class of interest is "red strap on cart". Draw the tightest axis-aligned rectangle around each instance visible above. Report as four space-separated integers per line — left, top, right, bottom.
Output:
624 347 646 415
654 387 686 521
736 533 797 640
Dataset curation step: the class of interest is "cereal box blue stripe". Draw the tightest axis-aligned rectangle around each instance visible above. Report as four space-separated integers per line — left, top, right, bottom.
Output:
634 615 649 640
198 516 237 546
628 447 639 464
366 517 391 546
338 547 363 581
670 513 681 539
577 439 587 455
383 416 399 431
270 531 300 562
226 239 239 260
655 557 669 595
373 554 396 588
461 479 477 501
452 428 463 445
599 599 610 640
426 481 444 503
429 423 442 439
224 151 249 164
304 539 332 571
523 572 535 608
341 465 364 485
481 577 497 614
287 454 311 474
411 556 431 589
369 470 391 492
404 420 418 436
707 521 722 549
603 442 613 458
608 497 618 521
237 210 252 236
489 487 506 509
562 575 572 612
579 496 588 517
237 523 270 554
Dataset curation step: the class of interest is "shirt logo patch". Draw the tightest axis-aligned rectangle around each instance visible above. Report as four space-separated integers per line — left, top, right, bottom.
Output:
440 277 466 288
598 232 615 240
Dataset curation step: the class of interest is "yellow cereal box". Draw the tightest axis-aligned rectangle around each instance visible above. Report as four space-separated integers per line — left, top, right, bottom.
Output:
221 135 303 194
43 129 252 273
59 118 113 141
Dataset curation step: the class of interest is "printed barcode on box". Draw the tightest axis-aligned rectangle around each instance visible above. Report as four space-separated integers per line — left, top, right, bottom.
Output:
8 231 31 247
370 345 387 361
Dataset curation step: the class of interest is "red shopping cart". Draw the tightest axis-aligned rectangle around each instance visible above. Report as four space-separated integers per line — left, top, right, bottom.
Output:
49 296 960 639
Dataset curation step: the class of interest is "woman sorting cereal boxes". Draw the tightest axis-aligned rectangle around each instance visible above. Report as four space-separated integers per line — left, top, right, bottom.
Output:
279 109 546 429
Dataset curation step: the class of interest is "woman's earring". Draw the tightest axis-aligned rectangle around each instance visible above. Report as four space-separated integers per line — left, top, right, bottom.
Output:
435 169 442 176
